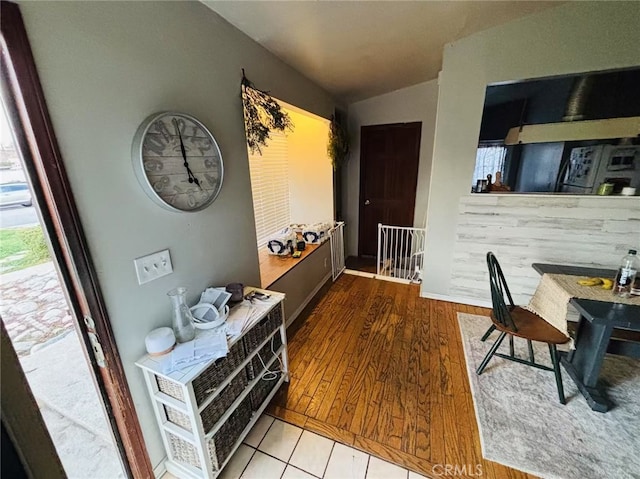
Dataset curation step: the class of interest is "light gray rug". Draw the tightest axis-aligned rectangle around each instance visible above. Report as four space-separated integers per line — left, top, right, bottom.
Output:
458 313 640 479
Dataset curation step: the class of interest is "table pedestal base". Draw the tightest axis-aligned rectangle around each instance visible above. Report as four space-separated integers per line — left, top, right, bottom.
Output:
560 354 610 412
531 264 640 414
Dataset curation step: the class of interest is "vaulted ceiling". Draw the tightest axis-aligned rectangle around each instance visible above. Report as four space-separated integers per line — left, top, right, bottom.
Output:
204 1 563 103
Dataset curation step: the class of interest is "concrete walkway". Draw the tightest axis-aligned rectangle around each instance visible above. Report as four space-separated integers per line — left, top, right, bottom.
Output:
1 262 125 478
1 262 73 355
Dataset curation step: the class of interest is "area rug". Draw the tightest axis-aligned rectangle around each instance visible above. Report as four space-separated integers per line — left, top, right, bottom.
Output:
457 313 640 479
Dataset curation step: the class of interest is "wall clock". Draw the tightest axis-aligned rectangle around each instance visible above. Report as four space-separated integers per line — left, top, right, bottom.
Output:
132 112 224 212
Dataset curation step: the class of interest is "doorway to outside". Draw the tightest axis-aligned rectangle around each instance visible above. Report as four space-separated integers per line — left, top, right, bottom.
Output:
1 3 153 477
348 123 421 273
0 95 126 479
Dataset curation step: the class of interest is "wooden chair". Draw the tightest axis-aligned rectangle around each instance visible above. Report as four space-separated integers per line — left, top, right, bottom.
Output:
477 252 569 404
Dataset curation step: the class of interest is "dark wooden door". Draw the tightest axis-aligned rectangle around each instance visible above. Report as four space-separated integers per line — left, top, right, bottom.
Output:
358 122 421 257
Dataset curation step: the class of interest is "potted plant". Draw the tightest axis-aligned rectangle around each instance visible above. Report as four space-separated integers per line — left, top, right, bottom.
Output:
327 114 350 170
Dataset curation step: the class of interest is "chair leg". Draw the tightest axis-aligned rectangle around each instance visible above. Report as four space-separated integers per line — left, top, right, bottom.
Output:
509 335 515 357
527 340 535 363
481 324 496 342
549 344 566 405
477 332 507 375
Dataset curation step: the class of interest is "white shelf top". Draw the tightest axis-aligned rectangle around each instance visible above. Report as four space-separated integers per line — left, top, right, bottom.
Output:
135 287 284 382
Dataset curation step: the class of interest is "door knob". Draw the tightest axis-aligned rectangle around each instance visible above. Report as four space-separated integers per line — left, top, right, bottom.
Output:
364 199 370 205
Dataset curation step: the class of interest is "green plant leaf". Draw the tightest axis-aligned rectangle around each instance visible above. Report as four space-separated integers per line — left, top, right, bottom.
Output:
328 114 350 170
241 72 293 155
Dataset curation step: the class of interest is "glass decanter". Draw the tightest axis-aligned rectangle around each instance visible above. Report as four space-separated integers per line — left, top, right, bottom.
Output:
167 287 196 343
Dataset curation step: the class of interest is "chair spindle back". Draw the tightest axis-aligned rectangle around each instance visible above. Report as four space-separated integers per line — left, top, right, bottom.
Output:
486 252 517 332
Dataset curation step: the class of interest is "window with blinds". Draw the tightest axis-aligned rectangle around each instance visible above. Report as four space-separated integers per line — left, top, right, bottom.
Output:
473 144 507 186
248 131 291 247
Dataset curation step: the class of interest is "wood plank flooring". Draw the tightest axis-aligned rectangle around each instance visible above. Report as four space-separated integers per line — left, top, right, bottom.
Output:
267 273 537 479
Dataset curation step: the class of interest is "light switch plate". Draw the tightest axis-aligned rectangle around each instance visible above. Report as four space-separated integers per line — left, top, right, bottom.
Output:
134 249 173 285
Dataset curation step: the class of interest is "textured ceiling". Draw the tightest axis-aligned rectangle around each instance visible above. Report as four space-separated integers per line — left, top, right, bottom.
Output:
204 1 563 103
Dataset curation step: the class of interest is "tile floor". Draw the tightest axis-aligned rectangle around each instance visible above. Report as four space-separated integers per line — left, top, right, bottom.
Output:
164 414 427 479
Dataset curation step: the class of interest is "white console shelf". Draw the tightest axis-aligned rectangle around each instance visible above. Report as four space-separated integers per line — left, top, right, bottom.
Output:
136 288 288 479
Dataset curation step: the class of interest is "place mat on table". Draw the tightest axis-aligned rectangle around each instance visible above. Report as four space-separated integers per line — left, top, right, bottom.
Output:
527 273 640 338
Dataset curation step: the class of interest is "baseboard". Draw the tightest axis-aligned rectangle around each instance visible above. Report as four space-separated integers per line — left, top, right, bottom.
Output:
344 269 375 278
344 269 413 284
153 459 167 479
419 291 492 308
285 271 332 328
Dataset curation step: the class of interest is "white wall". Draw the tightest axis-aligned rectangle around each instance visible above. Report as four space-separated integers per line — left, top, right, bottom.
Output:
451 195 640 307
19 1 336 469
286 107 334 225
345 79 439 256
422 1 640 299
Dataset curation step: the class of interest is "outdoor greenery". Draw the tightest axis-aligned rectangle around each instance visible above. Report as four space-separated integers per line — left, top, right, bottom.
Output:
241 70 293 155
0 226 50 273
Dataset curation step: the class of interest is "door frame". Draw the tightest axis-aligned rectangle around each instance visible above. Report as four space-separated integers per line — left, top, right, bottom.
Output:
357 122 422 257
1 2 153 477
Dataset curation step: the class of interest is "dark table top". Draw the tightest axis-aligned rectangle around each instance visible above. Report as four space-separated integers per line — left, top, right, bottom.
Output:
572 298 640 329
532 263 617 278
532 263 640 326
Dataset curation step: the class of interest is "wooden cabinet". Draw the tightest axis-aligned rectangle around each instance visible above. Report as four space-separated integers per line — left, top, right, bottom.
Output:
136 290 288 479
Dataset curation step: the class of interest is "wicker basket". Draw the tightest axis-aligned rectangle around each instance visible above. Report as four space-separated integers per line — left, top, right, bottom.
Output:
192 340 246 405
167 396 252 471
163 367 248 433
157 376 184 402
243 306 282 352
164 405 192 431
200 369 249 433
246 333 283 380
249 369 281 411
167 431 201 469
208 396 252 470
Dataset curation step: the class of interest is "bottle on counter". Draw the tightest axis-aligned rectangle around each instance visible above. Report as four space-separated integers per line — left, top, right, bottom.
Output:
632 276 640 296
168 287 196 343
613 249 639 298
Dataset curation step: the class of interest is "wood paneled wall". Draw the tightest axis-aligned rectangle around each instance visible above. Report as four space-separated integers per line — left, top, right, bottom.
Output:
449 195 640 305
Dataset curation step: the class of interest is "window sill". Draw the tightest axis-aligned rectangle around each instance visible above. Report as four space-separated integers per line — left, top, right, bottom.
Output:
258 243 323 289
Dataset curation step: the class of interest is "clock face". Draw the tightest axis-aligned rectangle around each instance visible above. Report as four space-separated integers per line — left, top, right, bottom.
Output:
132 112 224 212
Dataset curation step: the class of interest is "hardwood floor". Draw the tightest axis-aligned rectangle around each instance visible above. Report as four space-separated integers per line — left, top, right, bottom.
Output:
345 255 377 274
268 273 537 479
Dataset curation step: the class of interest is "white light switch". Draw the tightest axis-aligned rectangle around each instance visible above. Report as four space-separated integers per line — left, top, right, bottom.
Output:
134 249 173 285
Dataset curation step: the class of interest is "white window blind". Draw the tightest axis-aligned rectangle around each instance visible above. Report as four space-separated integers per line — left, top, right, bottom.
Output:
248 131 291 247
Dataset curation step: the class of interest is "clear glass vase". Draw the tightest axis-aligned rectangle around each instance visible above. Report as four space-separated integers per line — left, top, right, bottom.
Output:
167 287 196 343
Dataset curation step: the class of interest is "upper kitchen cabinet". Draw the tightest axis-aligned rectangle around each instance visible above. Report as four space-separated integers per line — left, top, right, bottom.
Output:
472 68 640 195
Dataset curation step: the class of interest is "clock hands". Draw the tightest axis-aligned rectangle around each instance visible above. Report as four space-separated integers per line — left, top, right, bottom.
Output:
173 118 202 190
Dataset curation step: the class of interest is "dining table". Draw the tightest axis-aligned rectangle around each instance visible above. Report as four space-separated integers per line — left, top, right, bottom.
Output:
530 263 640 412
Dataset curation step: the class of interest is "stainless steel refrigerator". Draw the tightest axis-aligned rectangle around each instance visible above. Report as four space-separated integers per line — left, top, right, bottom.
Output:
560 145 640 194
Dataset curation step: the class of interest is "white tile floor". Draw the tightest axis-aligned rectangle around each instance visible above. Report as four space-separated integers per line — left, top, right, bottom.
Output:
163 414 427 479
223 415 425 479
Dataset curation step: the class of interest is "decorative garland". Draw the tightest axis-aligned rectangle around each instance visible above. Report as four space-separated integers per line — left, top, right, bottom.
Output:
327 114 350 170
241 69 293 155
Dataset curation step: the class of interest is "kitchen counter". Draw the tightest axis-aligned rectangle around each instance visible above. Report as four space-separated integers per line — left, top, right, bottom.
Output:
471 192 639 198
448 194 639 307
